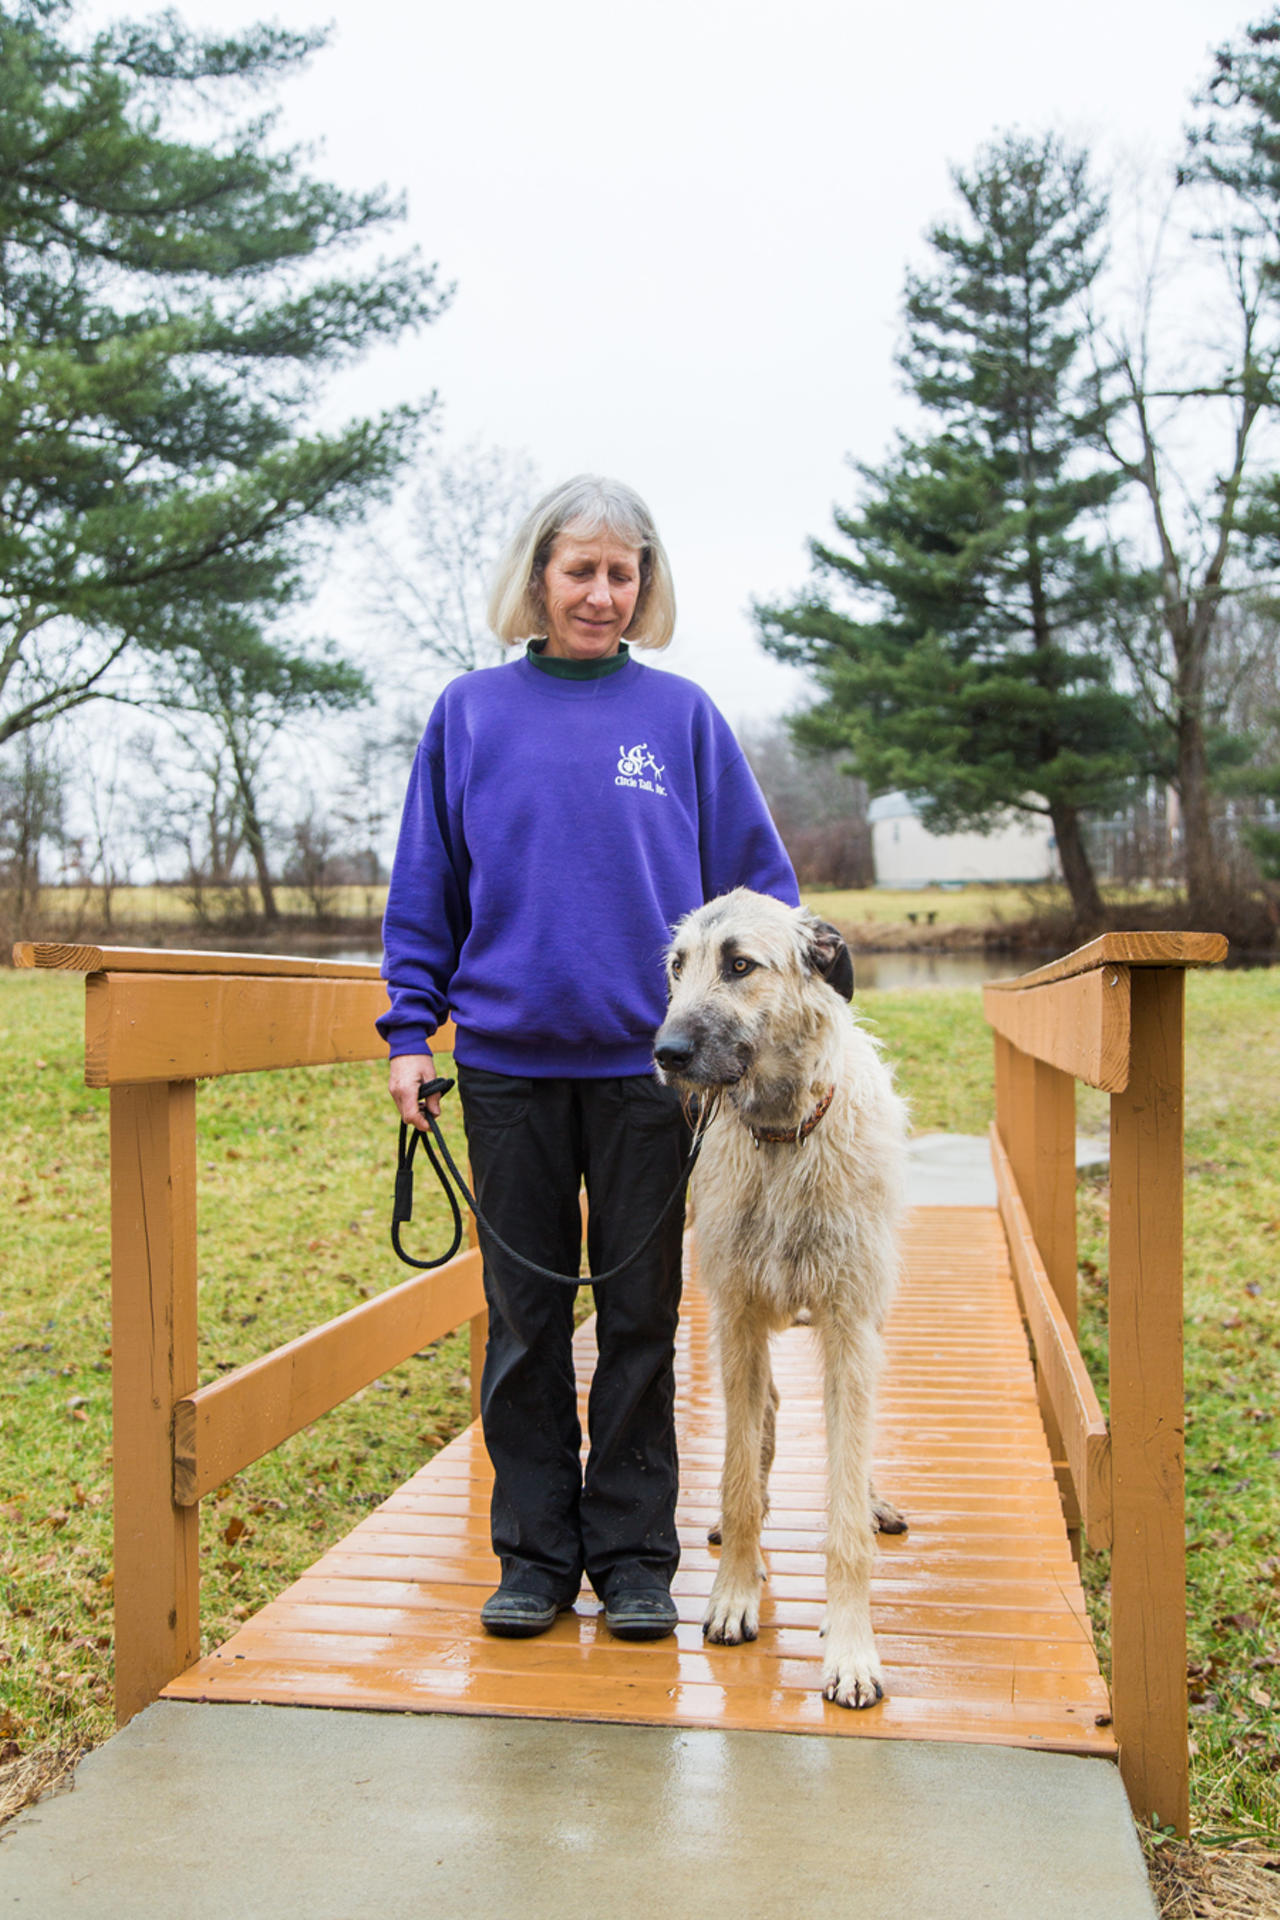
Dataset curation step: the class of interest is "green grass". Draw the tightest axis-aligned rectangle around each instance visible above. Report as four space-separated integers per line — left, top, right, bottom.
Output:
800 882 1156 929
31 883 388 927
2 968 1277 1842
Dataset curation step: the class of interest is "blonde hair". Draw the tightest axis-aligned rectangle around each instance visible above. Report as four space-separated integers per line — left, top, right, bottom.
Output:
487 475 676 650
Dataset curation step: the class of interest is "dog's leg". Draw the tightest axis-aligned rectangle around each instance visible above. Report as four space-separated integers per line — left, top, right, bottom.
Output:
815 1305 885 1708
703 1305 771 1645
707 1368 777 1546
870 1484 907 1534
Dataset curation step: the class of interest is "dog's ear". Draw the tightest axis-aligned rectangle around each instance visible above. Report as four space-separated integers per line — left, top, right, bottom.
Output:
805 919 855 1001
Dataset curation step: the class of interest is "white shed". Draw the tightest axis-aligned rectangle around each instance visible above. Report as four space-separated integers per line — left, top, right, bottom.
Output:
868 792 1058 888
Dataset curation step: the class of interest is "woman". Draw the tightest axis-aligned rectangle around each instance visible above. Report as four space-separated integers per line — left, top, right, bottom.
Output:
380 475 798 1642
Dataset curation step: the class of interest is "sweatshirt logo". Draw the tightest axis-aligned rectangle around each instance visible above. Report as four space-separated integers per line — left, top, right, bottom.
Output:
616 743 667 796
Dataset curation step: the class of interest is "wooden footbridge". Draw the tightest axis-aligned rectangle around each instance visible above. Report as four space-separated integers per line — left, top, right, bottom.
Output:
16 929 1226 1838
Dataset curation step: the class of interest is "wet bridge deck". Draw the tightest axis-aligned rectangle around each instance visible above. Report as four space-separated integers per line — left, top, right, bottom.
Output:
164 1206 1113 1757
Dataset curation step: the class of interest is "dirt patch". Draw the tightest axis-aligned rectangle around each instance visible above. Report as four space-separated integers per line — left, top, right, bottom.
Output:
834 918 992 953
0 1743 84 1830
1145 1837 1280 1918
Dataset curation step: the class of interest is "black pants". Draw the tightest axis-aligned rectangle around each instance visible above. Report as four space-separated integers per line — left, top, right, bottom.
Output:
458 1066 690 1605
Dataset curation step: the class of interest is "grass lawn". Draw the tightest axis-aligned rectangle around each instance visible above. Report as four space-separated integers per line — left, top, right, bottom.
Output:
801 882 1155 930
23 879 1161 944
1 967 1277 1846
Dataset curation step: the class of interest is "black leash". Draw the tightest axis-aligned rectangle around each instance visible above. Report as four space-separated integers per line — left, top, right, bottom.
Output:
391 1076 718 1287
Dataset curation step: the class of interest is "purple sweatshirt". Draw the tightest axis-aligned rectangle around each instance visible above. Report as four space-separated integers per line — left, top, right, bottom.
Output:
378 652 799 1075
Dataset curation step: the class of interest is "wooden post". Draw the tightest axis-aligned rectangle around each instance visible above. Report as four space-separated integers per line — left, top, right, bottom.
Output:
110 1079 200 1725
1109 967 1188 1834
996 1034 1081 1556
1030 1058 1077 1333
993 1030 1014 1150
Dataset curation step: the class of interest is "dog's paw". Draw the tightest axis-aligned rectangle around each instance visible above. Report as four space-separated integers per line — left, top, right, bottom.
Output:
702 1572 762 1645
821 1647 886 1710
871 1493 908 1535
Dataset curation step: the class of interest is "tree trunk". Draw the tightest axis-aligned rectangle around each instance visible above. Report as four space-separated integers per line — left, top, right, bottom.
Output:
243 806 277 921
1176 704 1218 923
229 747 277 922
1050 802 1105 924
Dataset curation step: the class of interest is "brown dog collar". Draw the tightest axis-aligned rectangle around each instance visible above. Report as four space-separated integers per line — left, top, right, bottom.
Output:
746 1084 835 1148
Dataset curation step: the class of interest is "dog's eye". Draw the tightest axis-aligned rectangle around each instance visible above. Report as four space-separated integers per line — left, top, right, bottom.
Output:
730 957 756 977
670 955 683 977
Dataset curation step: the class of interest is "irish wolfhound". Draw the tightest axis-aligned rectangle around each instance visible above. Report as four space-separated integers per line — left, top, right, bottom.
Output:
654 889 908 1708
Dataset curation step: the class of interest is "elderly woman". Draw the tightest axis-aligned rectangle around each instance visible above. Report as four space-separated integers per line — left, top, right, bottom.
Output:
379 476 798 1642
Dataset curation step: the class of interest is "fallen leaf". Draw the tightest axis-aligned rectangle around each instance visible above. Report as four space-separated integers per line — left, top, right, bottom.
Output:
1223 1612 1259 1634
222 1516 246 1547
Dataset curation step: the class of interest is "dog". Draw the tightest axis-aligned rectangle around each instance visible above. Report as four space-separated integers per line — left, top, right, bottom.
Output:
654 889 909 1708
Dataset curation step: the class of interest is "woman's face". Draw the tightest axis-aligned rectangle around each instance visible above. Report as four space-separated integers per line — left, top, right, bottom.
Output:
540 528 642 659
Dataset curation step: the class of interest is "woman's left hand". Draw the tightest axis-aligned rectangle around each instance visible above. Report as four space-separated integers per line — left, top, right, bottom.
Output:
389 1053 439 1131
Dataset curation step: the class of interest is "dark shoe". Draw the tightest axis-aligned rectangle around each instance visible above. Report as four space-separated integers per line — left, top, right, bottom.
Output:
603 1589 678 1641
480 1589 574 1638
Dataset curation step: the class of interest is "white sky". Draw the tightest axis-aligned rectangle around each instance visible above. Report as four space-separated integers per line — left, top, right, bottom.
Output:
153 0 1260 728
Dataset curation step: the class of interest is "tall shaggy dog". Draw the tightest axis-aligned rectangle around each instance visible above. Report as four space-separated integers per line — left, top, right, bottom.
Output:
654 889 908 1708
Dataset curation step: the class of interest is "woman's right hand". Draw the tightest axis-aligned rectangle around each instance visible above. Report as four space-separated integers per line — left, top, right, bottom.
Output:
389 1053 439 1131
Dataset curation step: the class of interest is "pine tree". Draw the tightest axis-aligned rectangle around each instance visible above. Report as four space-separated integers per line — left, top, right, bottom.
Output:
1094 6 1280 919
0 1 446 745
758 133 1149 921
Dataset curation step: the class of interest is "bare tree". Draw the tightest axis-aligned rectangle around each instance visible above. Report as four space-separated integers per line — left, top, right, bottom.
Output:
1088 27 1280 917
0 729 66 930
145 633 369 922
741 722 873 888
367 442 539 678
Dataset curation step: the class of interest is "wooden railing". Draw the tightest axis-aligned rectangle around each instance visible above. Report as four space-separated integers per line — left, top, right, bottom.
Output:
13 943 486 1728
985 930 1227 1837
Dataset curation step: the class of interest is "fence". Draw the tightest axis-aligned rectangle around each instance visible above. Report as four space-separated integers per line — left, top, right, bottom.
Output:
985 930 1226 1834
14 941 486 1728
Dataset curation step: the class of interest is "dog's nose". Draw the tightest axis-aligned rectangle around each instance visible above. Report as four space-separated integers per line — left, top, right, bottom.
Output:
654 1029 696 1071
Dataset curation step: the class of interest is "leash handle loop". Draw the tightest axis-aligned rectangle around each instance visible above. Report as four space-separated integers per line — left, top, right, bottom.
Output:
388 1075 718 1287
389 1078 463 1270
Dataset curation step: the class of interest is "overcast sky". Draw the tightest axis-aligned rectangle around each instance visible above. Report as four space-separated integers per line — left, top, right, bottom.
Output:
174 0 1255 728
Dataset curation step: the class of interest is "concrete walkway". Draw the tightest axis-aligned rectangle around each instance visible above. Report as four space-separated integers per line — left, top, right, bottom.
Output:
906 1130 1109 1208
0 1703 1156 1919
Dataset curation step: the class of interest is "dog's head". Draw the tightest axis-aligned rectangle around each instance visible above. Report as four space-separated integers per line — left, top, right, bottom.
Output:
653 889 854 1091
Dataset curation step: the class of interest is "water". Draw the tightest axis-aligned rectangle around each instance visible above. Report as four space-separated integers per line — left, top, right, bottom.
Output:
331 945 1015 992
852 951 1020 993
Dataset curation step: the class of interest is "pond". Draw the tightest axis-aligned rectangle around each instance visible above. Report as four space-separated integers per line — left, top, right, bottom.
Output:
325 946 1028 992
320 944 1275 991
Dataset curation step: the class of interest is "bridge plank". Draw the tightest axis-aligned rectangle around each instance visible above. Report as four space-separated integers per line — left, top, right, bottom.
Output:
15 941 382 978
983 967 1131 1092
165 1211 1114 1757
989 1126 1112 1549
83 970 457 1084
985 930 1226 992
173 1249 484 1505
